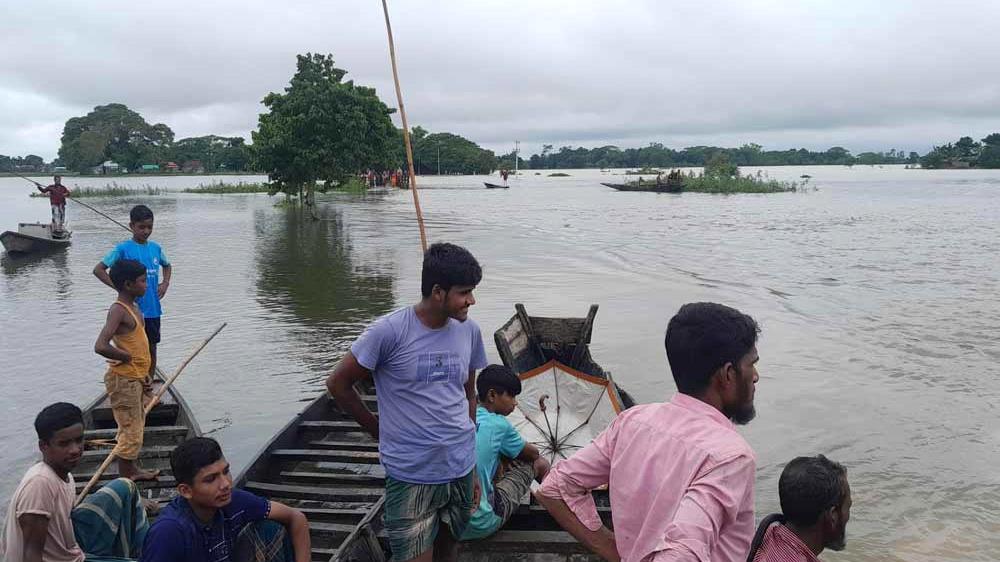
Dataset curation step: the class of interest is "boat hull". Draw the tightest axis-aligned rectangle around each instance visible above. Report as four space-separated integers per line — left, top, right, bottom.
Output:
484 182 510 189
601 182 682 193
1 223 72 254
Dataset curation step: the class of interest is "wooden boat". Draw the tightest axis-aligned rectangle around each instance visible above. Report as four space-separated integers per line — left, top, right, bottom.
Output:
1 223 72 254
76 370 202 504
484 182 509 189
601 181 682 194
236 304 633 561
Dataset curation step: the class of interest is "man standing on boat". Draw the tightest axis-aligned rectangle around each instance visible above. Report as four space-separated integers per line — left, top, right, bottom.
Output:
327 242 488 562
536 302 761 562
37 175 70 232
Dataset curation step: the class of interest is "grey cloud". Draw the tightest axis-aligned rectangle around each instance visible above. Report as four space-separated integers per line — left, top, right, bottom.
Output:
3 0 1000 160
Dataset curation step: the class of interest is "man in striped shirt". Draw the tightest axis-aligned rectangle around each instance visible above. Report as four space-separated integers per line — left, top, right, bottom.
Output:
751 455 852 562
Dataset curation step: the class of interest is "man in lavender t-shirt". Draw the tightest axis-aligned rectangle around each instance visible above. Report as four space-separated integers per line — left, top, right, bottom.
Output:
327 242 488 562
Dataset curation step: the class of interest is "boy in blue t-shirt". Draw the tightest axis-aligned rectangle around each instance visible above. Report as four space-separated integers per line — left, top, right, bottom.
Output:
94 204 172 382
461 364 550 541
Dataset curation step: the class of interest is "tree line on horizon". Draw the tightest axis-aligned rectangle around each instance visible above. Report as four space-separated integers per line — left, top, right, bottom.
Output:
5 52 1000 180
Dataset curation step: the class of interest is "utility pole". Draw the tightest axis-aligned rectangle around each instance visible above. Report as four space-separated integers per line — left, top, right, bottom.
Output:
514 140 519 177
436 143 441 175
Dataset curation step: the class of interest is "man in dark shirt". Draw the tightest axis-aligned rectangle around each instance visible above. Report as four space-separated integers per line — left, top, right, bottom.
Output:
37 175 70 231
140 437 311 562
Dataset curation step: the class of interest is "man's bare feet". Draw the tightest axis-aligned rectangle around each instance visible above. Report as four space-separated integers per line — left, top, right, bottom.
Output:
118 458 161 482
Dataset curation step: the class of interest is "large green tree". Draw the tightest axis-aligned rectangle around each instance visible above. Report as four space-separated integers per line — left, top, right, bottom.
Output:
410 131 495 175
58 103 173 172
170 135 252 172
253 53 398 197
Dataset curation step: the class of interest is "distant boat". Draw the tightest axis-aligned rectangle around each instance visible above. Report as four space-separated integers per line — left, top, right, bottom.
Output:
484 182 510 189
601 182 682 194
1 223 72 254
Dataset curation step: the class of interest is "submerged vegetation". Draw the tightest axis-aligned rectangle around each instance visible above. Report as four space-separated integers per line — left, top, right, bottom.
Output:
29 183 162 197
624 155 799 194
183 182 270 194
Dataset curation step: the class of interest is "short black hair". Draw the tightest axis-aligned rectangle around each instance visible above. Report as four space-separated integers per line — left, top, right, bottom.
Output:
171 437 224 485
779 455 848 527
110 259 146 291
129 204 154 223
664 302 760 395
421 242 482 298
476 364 521 401
35 402 83 442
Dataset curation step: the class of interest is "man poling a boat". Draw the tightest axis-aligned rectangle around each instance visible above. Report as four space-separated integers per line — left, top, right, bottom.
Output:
35 176 71 233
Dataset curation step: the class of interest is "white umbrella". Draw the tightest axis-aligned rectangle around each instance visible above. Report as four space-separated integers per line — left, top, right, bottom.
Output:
508 359 627 465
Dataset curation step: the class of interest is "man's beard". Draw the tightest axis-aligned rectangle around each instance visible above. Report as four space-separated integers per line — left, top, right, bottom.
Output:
725 401 756 425
826 529 847 552
724 367 756 425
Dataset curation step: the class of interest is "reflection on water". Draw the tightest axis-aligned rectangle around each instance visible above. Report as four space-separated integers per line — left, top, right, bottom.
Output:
254 206 396 377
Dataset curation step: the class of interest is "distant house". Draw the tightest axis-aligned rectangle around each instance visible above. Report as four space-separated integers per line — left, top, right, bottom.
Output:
93 160 121 174
141 164 160 172
53 166 68 173
182 160 205 173
164 161 180 172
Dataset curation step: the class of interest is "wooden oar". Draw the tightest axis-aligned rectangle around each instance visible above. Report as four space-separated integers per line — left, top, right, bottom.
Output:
74 323 227 505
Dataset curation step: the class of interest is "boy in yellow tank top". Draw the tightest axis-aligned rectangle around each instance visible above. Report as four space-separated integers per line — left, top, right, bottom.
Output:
94 259 160 481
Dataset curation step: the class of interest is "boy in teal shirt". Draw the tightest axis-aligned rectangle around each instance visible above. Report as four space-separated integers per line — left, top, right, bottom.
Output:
94 204 172 381
461 365 550 541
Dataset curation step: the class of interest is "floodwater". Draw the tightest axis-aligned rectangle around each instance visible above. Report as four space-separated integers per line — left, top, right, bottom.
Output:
1 167 998 561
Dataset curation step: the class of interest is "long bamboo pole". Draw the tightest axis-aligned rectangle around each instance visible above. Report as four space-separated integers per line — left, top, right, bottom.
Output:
380 0 428 252
74 323 227 505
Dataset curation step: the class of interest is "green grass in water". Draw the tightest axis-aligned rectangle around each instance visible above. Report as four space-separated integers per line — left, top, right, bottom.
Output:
547 172 571 177
183 181 270 194
29 183 162 197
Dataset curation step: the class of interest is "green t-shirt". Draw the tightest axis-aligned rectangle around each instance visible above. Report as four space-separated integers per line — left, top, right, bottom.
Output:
460 406 526 540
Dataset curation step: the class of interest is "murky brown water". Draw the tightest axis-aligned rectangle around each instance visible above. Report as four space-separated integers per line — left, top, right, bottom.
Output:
2 167 998 561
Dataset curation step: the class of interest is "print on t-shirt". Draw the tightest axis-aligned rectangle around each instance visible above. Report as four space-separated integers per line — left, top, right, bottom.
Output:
418 351 460 384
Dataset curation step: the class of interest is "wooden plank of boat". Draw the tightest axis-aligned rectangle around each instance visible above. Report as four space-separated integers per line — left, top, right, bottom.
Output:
240 303 633 561
457 303 635 560
1 223 72 254
234 386 388 562
483 182 509 189
76 370 201 504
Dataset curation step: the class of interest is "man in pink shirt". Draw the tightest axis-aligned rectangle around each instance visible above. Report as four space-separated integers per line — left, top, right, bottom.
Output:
749 455 852 562
535 302 761 562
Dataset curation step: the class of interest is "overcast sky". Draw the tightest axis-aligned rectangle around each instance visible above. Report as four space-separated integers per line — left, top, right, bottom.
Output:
3 0 1000 160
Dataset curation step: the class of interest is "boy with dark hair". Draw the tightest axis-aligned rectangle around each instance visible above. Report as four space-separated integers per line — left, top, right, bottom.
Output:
94 204 172 380
537 302 762 562
37 175 71 232
460 364 549 541
749 455 852 562
1 403 150 562
141 437 310 562
94 258 159 482
327 242 489 562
